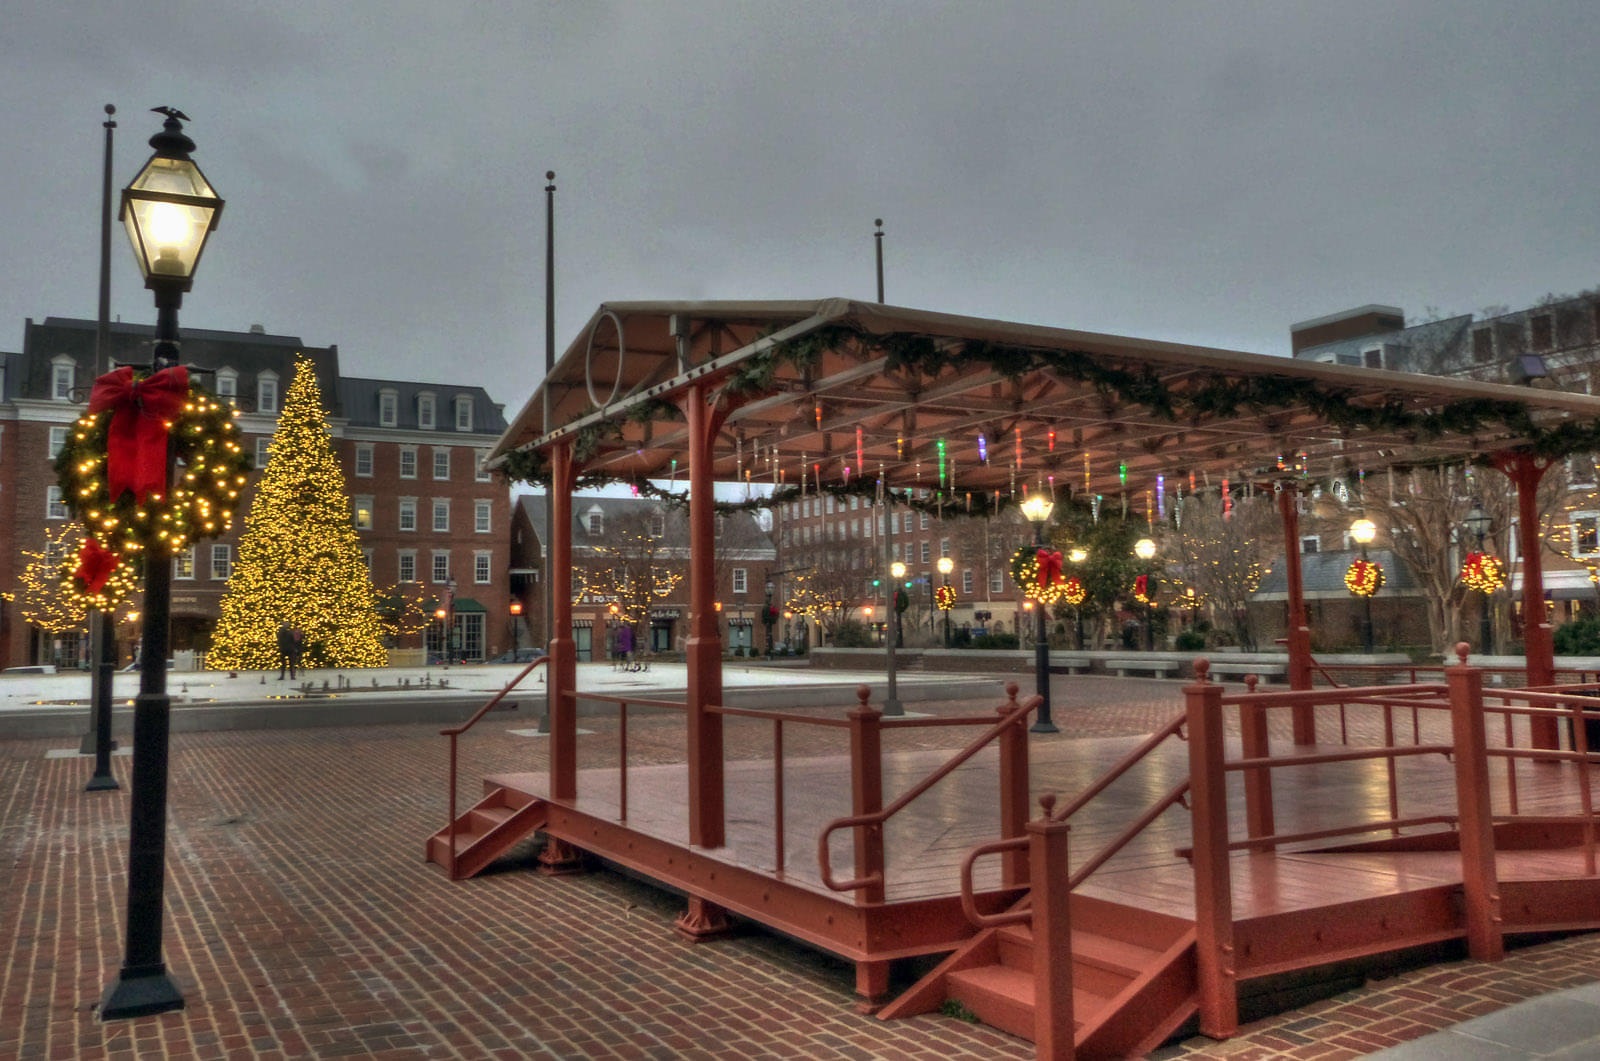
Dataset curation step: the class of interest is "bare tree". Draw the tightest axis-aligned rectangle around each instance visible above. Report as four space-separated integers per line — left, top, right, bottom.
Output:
572 507 684 648
1168 492 1277 650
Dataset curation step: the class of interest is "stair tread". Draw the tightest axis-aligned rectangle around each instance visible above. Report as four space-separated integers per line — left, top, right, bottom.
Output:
999 924 1164 975
948 964 1112 1019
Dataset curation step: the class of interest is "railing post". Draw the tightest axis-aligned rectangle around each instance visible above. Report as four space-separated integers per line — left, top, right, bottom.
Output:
1238 674 1275 848
1029 793 1074 1061
1186 659 1238 1039
997 681 1030 887
1446 643 1503 961
849 685 885 905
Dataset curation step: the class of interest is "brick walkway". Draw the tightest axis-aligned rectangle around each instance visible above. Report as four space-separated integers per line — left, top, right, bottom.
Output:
1 675 1596 1059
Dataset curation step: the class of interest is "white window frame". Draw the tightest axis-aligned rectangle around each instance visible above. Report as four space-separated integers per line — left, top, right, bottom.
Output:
355 443 374 478
353 495 374 530
256 437 271 466
962 569 974 594
399 445 418 479
431 551 451 583
474 550 492 584
474 499 492 533
51 356 75 401
215 369 238 404
989 570 1005 593
475 449 491 482
920 540 931 563
454 396 473 432
175 547 196 580
1573 511 1600 560
48 426 68 459
1300 535 1321 555
585 506 604 535
417 392 436 430
650 511 666 538
211 544 232 580
733 568 748 594
257 371 279 415
398 550 417 582
398 497 417 532
432 448 450 480
379 388 398 427
432 498 450 533
46 485 67 520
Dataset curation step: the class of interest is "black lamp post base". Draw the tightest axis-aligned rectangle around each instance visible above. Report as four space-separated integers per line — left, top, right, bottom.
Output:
85 773 120 792
100 967 184 1020
1029 718 1060 734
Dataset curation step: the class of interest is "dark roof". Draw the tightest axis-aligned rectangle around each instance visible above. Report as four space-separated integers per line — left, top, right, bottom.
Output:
338 376 507 434
1254 549 1421 598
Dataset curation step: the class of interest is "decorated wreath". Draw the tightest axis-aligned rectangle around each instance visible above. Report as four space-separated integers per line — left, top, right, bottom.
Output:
1133 574 1155 605
934 584 957 611
1061 576 1086 606
53 366 252 558
1345 558 1385 597
893 587 910 613
1459 552 1506 593
1010 545 1069 604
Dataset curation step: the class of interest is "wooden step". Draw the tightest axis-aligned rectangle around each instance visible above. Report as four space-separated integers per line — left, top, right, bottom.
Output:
469 805 514 832
946 964 1111 1040
996 923 1161 995
426 790 549 879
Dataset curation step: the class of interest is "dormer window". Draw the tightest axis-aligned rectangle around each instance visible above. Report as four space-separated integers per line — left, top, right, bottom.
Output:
50 355 75 401
379 387 398 427
215 368 238 405
257 370 279 414
454 395 473 432
649 511 666 538
584 506 604 535
417 392 436 429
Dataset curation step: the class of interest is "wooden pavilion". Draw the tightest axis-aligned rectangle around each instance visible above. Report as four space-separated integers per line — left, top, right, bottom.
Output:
429 299 1600 1058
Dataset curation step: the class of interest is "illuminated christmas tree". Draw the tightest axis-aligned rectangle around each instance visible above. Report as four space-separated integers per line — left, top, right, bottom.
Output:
207 358 388 669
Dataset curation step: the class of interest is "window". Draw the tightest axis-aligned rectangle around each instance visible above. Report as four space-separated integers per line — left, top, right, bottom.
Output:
1574 513 1600 559
1570 456 1598 490
398 497 417 532
256 437 271 466
175 547 195 580
475 450 491 482
892 542 901 562
989 569 1005 593
51 357 75 401
432 551 451 582
46 485 67 520
211 544 232 580
825 496 835 515
585 506 604 535
379 388 398 427
399 445 417 479
433 448 450 480
257 371 279 414
1300 536 1320 555
920 512 930 530
215 369 237 404
475 499 492 533
649 511 666 538
398 551 416 582
474 551 492 584
891 513 900 534
355 444 373 477
962 569 974 594
1472 329 1494 363
920 541 931 563
733 568 747 594
454 396 473 432
48 426 68 459
432 499 450 532
940 538 951 558
417 392 436 429
353 495 373 530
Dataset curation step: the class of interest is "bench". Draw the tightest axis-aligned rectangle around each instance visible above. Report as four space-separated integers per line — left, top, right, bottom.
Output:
1206 661 1288 683
1105 658 1180 678
3 665 57 676
1048 654 1094 675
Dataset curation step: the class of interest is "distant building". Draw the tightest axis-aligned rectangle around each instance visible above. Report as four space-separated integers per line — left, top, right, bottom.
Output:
0 317 511 668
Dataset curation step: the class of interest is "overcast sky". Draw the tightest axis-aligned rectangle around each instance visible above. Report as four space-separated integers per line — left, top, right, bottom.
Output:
7 2 1600 422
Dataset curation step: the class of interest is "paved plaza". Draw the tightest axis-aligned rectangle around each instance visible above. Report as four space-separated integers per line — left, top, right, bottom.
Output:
3 669 1600 1058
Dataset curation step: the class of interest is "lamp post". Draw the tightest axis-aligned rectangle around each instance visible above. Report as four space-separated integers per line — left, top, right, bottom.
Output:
1135 537 1157 651
446 576 458 663
101 108 224 1021
1350 517 1377 653
763 580 775 656
509 600 523 657
1465 505 1494 653
1070 547 1087 650
1020 494 1057 734
937 555 954 647
890 561 907 648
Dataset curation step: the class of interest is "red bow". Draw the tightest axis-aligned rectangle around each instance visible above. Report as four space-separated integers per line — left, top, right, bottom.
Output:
1135 574 1149 599
87 365 189 504
74 538 120 594
1036 548 1063 590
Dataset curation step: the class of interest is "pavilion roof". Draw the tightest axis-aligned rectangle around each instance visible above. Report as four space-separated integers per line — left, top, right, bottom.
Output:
488 298 1600 502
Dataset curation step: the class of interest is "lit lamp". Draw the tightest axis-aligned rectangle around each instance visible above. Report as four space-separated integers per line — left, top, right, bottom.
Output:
101 108 224 1021
1020 494 1057 734
1350 517 1377 653
937 555 955 647
890 561 907 648
509 600 523 656
1134 538 1157 650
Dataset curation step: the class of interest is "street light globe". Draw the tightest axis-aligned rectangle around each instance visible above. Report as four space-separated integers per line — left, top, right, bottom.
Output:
1020 494 1055 524
890 561 906 579
1134 537 1157 560
937 556 954 575
120 114 224 292
1069 547 1088 564
1350 518 1378 545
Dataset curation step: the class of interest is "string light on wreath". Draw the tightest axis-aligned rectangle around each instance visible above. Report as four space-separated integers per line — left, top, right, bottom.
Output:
1460 552 1507 593
1010 545 1068 604
1061 576 1086 606
935 584 957 611
54 377 251 558
1345 558 1385 597
1133 574 1154 605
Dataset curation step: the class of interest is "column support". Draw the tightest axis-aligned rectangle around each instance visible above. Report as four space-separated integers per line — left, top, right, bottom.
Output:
1277 485 1315 743
547 442 578 801
680 382 727 850
1496 452 1558 749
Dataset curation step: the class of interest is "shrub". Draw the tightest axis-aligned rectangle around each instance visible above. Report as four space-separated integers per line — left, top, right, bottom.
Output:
1175 629 1206 652
971 633 1019 650
833 620 875 648
1555 615 1600 656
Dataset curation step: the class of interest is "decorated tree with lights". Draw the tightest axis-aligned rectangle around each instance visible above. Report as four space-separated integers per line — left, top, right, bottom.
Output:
572 506 685 648
1169 491 1276 650
1 524 142 661
207 359 388 669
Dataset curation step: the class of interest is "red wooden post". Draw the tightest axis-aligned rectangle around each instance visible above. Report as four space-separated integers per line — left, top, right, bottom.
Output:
849 685 885 905
1446 643 1504 961
548 441 577 801
1186 659 1238 1039
1239 673 1275 847
1497 452 1558 749
681 382 725 849
1029 793 1075 1060
1276 486 1315 743
997 681 1030 887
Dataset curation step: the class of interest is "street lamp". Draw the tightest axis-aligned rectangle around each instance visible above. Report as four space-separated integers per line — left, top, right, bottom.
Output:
890 561 907 648
937 555 954 647
1069 547 1088 650
1134 538 1157 650
1019 494 1058 734
101 109 224 1021
1350 517 1377 653
1465 505 1494 653
509 600 523 656
446 576 458 662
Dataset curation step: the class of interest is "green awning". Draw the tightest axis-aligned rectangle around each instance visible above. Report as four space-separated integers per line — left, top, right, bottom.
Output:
451 597 486 613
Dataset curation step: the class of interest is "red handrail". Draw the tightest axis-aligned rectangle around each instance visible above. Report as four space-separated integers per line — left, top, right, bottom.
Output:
440 656 548 878
817 692 1040 893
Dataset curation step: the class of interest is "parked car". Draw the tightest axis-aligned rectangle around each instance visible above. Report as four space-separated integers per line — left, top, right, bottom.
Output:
489 647 546 664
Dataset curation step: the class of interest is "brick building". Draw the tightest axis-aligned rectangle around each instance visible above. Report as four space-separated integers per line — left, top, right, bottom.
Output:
0 317 511 668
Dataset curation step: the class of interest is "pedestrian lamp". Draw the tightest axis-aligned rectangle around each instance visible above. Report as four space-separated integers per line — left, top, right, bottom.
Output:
1350 517 1378 653
1134 538 1157 651
890 561 907 647
1069 546 1088 650
1019 494 1058 734
1464 505 1494 653
937 555 955 647
509 600 523 656
101 109 225 1021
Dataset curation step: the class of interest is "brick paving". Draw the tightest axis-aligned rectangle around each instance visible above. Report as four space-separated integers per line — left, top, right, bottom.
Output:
0 673 1596 1059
